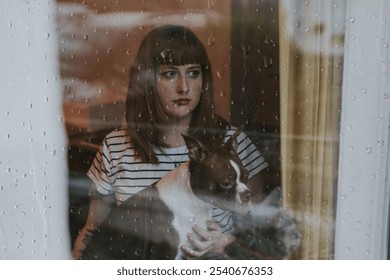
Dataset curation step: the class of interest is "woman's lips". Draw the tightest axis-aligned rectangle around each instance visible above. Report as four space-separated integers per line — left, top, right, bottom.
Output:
174 98 191 106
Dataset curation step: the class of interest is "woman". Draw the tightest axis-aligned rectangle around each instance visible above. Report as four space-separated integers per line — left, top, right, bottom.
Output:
73 25 269 259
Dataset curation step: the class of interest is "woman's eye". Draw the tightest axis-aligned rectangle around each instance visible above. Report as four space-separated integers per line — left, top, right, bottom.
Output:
187 69 201 78
161 70 177 79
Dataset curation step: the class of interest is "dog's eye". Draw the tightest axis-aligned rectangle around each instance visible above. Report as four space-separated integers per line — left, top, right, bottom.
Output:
220 179 233 189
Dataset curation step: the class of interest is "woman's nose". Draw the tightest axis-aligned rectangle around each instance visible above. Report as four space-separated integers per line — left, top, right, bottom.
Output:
176 76 189 94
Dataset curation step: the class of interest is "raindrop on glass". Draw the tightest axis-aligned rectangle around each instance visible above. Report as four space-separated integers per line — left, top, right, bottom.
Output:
207 33 216 47
365 147 373 154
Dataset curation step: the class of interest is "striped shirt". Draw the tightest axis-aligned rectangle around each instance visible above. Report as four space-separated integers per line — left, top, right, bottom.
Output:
87 127 268 233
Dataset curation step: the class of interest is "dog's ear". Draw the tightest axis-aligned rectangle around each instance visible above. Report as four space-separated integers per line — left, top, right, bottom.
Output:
182 134 208 162
223 127 243 154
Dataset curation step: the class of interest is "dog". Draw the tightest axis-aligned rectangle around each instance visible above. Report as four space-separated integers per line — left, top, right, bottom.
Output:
81 130 252 260
81 131 301 260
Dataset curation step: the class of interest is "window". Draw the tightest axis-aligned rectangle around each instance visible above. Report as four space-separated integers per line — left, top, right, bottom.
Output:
0 0 388 260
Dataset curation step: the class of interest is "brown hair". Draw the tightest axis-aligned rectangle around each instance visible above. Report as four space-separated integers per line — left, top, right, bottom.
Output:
125 25 229 162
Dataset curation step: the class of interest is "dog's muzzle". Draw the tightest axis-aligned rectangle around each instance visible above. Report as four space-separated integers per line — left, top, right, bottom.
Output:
238 189 251 203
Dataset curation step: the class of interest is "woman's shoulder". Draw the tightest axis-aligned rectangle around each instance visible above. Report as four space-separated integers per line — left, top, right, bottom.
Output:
225 126 238 136
224 126 259 151
224 126 246 141
102 127 132 146
104 127 128 138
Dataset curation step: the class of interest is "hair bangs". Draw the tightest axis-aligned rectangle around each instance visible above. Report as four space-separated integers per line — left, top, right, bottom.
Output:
155 45 205 67
151 26 207 67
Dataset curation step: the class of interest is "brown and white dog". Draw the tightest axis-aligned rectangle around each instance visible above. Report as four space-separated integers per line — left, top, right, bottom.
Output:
81 131 252 260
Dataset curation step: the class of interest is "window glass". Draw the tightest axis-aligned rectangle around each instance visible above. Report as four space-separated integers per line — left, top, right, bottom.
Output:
55 0 388 260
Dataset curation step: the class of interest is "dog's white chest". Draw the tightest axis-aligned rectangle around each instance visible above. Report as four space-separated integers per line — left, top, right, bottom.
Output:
156 163 213 259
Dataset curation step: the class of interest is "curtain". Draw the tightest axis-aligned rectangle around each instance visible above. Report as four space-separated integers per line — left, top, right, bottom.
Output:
279 0 345 259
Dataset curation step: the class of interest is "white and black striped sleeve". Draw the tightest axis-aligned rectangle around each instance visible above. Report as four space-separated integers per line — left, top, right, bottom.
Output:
226 129 268 178
87 138 115 196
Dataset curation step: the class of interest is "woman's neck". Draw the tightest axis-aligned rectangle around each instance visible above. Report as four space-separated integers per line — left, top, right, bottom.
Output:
161 125 189 147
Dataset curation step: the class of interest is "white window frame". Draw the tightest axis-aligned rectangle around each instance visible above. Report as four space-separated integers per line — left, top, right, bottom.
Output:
335 0 390 259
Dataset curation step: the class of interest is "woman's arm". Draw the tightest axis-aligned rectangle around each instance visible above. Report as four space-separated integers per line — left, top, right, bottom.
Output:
72 189 116 259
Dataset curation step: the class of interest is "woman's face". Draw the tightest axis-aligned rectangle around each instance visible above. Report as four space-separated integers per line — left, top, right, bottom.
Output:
156 64 202 123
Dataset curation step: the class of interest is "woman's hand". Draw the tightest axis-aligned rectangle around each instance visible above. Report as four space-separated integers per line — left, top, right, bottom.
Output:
180 220 236 259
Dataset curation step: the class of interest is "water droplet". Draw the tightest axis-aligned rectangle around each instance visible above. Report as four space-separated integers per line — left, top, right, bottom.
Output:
207 33 216 46
365 147 373 154
208 0 215 9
